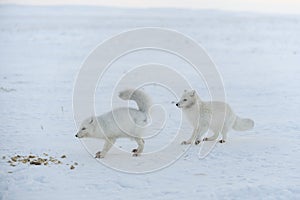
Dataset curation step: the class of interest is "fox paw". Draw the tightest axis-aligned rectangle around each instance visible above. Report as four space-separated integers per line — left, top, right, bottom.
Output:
203 137 209 141
181 141 191 145
219 140 226 143
132 149 141 157
95 151 104 159
132 152 140 157
132 149 138 153
195 140 201 145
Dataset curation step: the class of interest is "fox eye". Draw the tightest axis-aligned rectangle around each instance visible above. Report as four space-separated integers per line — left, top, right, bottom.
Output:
81 127 86 130
183 99 187 101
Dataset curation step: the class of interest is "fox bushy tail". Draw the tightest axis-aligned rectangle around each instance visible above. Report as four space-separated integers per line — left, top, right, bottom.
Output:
119 89 152 113
232 116 254 131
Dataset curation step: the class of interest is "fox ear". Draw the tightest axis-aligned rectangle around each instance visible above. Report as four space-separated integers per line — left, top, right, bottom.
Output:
190 90 195 97
89 117 94 124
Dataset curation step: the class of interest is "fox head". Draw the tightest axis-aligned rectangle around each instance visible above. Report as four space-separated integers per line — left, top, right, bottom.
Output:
75 117 96 138
176 90 197 109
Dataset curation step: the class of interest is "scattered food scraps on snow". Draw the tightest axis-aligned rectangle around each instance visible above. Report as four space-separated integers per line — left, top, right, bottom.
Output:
0 86 16 92
3 154 78 170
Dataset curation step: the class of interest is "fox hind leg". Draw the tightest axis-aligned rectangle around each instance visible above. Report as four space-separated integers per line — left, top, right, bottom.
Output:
219 127 229 143
132 138 144 156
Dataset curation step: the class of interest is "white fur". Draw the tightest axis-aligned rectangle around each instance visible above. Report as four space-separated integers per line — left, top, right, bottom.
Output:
76 89 151 158
176 90 254 144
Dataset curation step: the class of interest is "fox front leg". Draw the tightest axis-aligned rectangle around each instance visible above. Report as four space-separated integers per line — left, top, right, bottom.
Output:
181 127 200 145
181 123 208 145
95 138 116 158
203 130 219 142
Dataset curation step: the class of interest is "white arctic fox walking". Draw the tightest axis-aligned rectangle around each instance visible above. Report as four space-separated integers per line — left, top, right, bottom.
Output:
176 90 254 144
75 89 151 158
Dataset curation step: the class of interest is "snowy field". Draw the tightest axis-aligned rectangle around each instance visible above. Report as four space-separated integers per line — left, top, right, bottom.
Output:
0 5 300 199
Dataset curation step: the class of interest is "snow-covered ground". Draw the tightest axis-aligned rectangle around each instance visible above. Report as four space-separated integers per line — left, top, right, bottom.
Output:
0 5 300 199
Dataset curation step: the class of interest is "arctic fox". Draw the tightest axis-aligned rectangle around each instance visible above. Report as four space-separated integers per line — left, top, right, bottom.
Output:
176 90 254 144
75 89 151 158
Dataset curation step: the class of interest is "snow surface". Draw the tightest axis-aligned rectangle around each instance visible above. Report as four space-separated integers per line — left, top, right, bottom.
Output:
0 5 300 200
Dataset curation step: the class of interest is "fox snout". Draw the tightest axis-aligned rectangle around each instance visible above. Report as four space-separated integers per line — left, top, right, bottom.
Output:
75 132 85 138
176 103 179 107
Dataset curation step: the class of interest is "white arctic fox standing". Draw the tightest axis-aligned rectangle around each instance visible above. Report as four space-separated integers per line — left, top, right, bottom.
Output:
75 89 151 158
176 90 254 144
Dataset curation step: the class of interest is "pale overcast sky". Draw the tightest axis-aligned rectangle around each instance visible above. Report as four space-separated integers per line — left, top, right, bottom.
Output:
1 0 300 14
